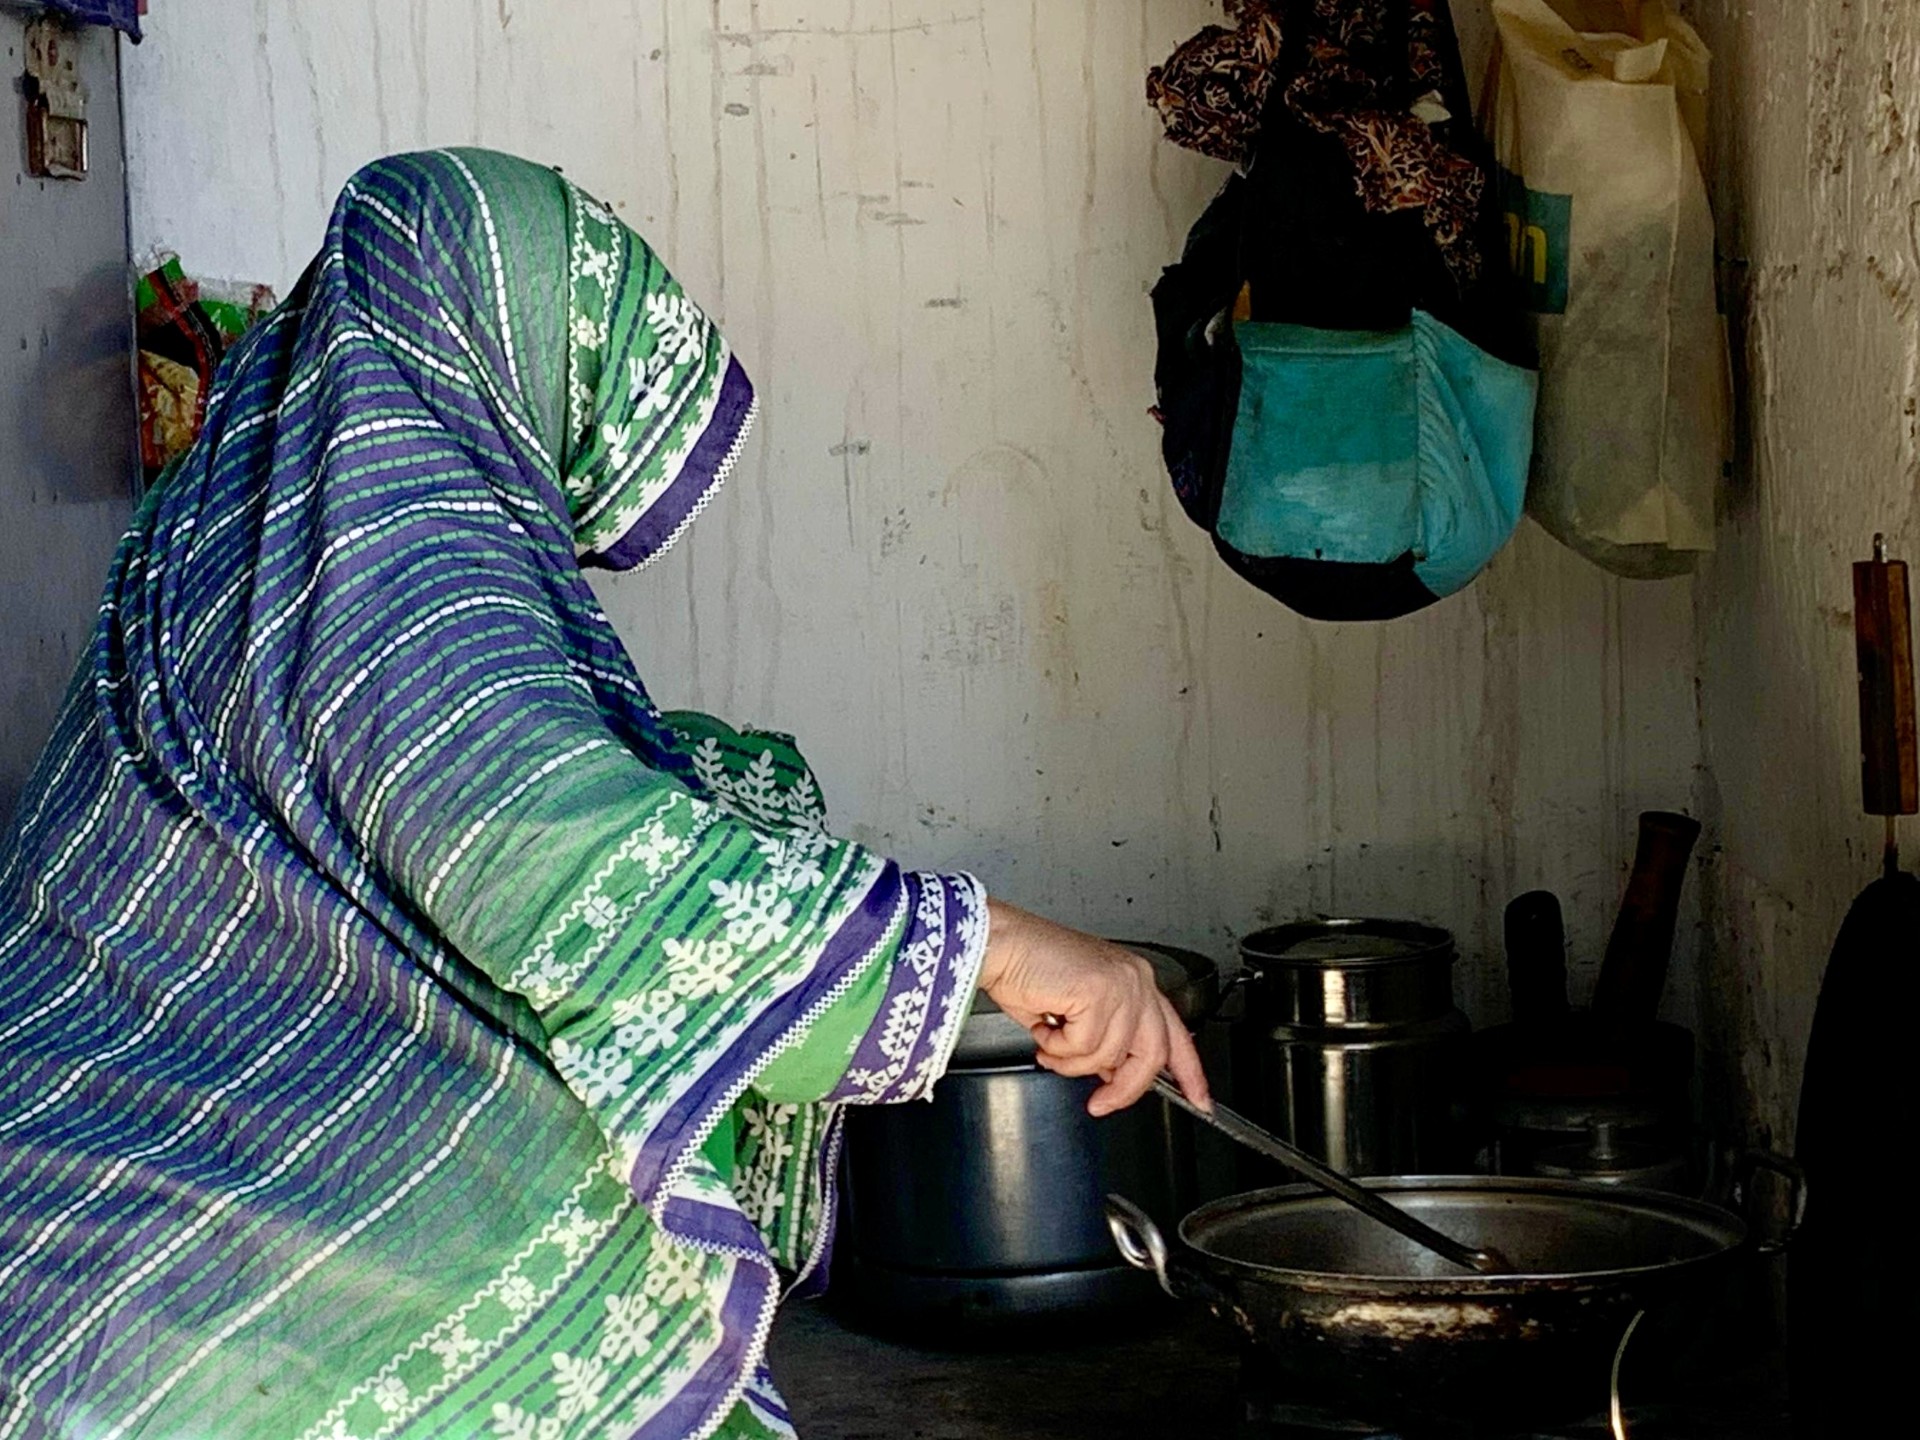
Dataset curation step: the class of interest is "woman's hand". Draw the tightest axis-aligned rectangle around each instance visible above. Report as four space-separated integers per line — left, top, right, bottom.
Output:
978 899 1213 1118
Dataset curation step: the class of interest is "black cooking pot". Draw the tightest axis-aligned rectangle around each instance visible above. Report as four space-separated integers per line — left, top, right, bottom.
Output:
834 942 1225 1334
1106 1174 1800 1431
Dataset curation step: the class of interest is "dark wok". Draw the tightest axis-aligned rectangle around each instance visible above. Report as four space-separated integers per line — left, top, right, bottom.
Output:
1107 1175 1787 1431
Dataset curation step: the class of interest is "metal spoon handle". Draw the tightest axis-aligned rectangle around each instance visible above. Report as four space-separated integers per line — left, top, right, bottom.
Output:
1152 1075 1508 1275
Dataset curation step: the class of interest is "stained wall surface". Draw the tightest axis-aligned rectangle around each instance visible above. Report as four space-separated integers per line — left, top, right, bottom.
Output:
118 2 1706 1035
1684 0 1920 1145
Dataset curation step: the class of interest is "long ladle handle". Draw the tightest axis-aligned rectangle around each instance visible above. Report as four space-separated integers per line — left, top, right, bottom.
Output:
1152 1075 1510 1275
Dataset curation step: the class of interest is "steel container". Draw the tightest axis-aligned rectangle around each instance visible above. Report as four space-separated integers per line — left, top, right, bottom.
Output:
1231 919 1468 1177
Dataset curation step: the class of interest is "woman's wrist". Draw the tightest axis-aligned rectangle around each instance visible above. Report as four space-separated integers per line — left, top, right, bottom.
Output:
979 896 1031 995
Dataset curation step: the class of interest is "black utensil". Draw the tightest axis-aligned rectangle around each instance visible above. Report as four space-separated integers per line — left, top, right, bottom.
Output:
1791 534 1918 1436
1590 811 1703 1024
1503 890 1568 1025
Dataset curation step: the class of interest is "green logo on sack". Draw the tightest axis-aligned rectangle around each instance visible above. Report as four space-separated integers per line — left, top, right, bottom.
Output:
1497 166 1571 316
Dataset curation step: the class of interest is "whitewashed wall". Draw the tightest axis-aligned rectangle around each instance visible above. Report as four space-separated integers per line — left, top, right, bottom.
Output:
1682 0 1920 1145
121 1 1703 1029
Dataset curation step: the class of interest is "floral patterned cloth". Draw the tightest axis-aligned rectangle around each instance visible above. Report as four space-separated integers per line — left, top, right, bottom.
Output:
1147 1 1488 288
1282 0 1487 289
0 150 985 1440
1145 1 1285 167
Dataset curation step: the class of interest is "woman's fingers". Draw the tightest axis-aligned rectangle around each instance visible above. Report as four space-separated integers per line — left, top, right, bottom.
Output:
1160 995 1212 1112
978 902 1218 1116
1029 979 1210 1119
1090 990 1175 1113
1088 1006 1171 1117
1033 1009 1132 1078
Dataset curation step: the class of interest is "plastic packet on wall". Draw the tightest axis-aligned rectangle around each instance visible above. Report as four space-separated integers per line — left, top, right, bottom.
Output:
134 254 276 482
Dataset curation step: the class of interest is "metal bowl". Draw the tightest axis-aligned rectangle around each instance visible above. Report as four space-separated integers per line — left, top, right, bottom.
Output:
1186 1175 1744 1282
1110 1176 1756 1429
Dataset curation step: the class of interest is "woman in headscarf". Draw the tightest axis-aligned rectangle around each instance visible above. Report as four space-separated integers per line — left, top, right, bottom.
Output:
0 150 1207 1440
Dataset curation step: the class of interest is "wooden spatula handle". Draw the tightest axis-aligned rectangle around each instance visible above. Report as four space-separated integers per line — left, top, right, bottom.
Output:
1854 535 1917 818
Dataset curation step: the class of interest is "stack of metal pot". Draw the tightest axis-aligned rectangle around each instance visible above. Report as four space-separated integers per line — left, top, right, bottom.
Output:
1227 919 1468 1178
1469 819 1706 1194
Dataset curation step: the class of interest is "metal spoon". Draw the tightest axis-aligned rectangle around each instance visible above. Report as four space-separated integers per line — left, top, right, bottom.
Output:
1151 1075 1512 1275
1032 1009 1510 1273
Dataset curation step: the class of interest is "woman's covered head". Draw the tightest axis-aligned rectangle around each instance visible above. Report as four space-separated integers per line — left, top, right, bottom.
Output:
326 148 755 572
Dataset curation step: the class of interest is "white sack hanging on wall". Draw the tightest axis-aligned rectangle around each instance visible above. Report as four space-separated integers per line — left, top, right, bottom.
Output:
1485 0 1731 579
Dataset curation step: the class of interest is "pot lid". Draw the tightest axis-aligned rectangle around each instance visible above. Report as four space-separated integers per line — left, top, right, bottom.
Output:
949 939 1222 1068
1240 918 1455 969
1530 1122 1688 1182
1488 1094 1674 1135
1529 1152 1688 1185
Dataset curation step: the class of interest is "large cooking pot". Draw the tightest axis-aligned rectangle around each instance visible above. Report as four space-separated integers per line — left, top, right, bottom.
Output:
834 941 1223 1332
1106 1174 1800 1431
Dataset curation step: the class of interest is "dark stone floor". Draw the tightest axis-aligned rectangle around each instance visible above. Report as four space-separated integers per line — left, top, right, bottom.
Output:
766 1301 1793 1440
766 1301 1242 1439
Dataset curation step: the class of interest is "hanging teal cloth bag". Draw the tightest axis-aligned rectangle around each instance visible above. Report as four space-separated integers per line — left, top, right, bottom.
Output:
1149 0 1538 621
1218 311 1537 604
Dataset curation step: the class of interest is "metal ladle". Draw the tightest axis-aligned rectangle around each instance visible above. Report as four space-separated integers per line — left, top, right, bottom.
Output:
1034 1008 1510 1274
1152 1075 1512 1275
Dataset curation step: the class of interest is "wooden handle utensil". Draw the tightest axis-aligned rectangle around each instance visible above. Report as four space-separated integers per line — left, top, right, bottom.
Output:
1854 534 1917 872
